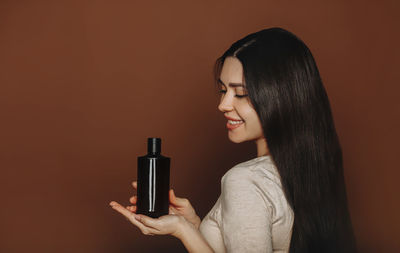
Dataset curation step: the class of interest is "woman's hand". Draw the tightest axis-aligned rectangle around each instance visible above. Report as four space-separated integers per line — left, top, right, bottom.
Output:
126 181 201 229
109 201 187 239
110 201 215 253
168 188 201 229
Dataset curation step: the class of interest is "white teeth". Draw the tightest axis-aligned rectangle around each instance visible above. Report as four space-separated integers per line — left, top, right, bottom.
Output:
228 120 243 125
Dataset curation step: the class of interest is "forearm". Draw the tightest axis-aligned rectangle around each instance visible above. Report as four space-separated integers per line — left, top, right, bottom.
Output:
178 219 214 253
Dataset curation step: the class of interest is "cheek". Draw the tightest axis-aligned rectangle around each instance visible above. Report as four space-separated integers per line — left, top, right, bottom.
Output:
236 101 254 119
239 106 258 122
243 109 263 133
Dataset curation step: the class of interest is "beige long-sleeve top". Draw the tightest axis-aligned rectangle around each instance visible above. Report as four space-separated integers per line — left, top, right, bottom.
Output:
199 155 294 253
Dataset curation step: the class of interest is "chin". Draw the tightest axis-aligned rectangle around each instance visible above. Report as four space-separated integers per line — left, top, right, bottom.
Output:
228 133 246 143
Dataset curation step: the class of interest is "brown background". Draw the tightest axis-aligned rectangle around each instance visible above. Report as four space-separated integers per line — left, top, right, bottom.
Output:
1 0 399 252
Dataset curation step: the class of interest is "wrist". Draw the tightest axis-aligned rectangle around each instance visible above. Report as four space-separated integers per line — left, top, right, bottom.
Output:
187 211 201 227
174 215 194 240
175 217 214 253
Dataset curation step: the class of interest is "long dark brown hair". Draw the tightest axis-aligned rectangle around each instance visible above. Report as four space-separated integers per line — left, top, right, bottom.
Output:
214 27 357 252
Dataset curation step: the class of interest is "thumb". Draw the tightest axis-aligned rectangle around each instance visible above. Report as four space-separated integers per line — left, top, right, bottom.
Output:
169 189 188 207
169 189 177 204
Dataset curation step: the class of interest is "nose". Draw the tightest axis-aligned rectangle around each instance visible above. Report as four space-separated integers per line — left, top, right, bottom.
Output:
218 92 234 113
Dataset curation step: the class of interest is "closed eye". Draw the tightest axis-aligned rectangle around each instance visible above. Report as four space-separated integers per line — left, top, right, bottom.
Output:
235 94 248 98
219 90 248 98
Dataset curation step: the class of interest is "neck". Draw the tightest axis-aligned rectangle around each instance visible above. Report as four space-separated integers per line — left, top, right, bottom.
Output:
255 137 269 157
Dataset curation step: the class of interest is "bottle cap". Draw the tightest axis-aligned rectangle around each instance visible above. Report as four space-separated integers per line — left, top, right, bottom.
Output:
147 137 161 154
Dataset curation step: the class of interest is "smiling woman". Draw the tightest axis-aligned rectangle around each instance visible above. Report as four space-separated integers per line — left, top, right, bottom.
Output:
110 27 357 253
217 57 268 151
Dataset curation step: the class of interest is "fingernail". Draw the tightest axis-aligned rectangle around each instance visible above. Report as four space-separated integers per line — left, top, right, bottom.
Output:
109 201 116 206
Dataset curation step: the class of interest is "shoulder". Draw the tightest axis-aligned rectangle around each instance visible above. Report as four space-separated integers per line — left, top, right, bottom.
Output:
221 156 281 187
221 156 285 211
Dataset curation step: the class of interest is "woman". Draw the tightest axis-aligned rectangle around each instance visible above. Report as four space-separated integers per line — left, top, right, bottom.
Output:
110 27 357 253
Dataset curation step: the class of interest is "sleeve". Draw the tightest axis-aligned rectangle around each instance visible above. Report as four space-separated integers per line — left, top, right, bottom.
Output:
220 167 274 253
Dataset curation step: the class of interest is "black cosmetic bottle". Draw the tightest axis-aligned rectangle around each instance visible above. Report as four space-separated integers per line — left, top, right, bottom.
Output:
136 137 170 218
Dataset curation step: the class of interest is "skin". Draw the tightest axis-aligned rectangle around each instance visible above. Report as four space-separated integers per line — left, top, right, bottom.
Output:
109 56 269 252
218 56 270 157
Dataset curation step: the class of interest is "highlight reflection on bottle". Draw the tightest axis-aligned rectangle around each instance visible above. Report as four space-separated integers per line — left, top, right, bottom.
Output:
136 137 170 218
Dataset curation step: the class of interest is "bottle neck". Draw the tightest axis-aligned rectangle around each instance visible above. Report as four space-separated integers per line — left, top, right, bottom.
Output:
147 138 161 154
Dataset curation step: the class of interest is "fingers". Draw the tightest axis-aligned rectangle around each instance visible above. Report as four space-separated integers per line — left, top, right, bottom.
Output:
127 205 137 212
129 195 137 204
131 181 137 189
169 189 176 203
109 201 158 235
169 189 190 207
136 214 162 230
169 206 178 215
110 201 134 219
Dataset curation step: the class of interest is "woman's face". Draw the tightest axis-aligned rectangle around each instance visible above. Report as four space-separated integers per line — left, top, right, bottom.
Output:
218 57 264 143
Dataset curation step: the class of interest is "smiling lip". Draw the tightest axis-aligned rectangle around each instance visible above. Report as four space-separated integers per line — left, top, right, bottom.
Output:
226 121 244 130
224 115 243 121
224 115 244 130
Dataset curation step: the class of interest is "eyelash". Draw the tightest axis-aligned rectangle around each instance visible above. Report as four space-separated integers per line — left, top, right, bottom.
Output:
219 90 248 98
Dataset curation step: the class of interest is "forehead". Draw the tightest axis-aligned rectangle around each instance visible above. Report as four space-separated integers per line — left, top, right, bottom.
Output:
219 57 243 84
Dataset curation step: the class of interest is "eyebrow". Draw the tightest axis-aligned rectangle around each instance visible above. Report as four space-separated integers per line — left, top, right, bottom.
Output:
218 78 245 88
